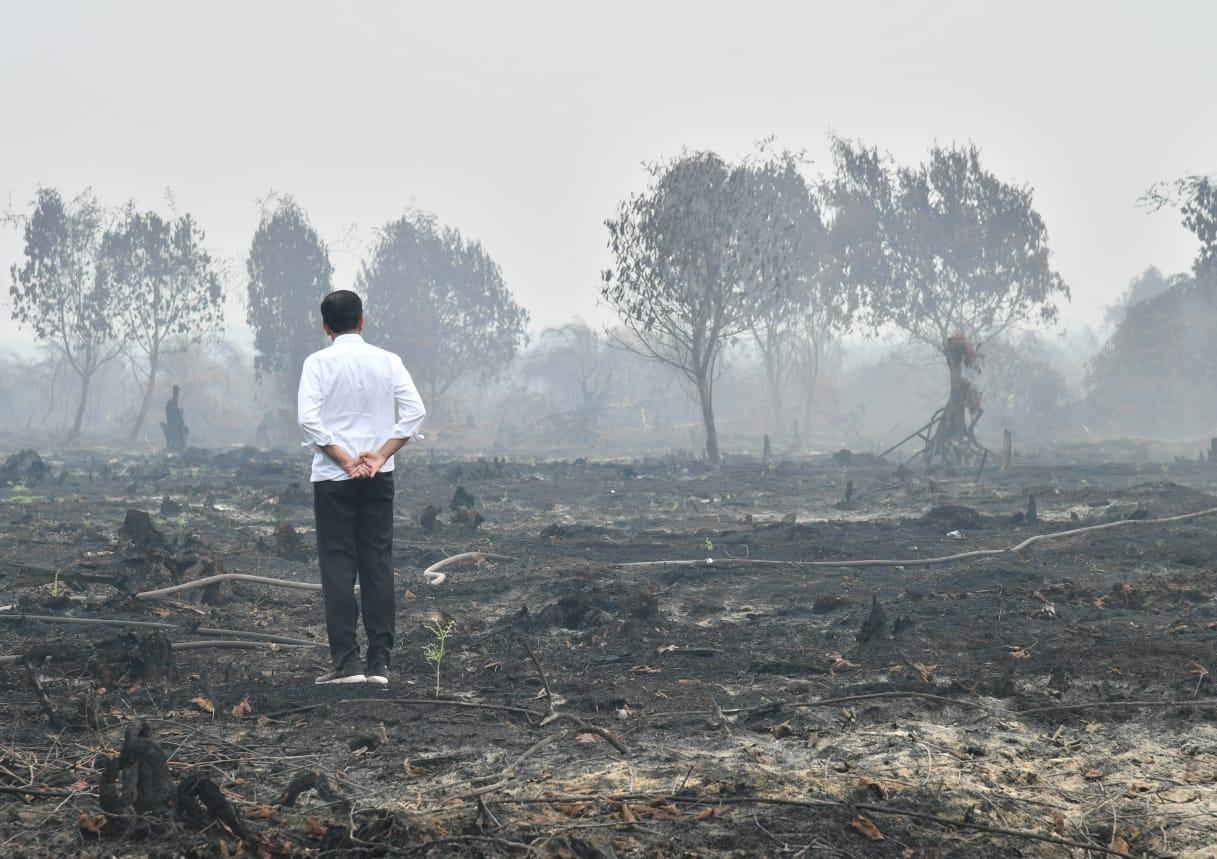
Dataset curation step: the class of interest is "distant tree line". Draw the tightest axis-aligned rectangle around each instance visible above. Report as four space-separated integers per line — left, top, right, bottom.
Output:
8 192 529 442
6 152 1212 453
1085 175 1217 436
8 190 223 440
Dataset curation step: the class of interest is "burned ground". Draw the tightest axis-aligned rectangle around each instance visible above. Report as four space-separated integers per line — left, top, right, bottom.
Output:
1 450 1216 857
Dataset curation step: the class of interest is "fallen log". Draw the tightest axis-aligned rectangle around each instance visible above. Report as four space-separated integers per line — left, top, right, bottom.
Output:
0 614 321 647
0 613 177 630
193 627 320 647
0 784 79 799
483 792 1135 857
136 573 322 600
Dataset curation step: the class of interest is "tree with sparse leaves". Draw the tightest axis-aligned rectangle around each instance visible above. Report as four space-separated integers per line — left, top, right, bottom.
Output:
9 188 123 439
357 212 529 409
98 208 224 440
602 151 796 462
739 150 854 437
1144 174 1216 282
825 138 1069 465
246 198 333 403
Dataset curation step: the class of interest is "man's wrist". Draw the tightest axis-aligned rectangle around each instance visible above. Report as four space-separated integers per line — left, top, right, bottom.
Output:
320 443 351 468
378 437 409 459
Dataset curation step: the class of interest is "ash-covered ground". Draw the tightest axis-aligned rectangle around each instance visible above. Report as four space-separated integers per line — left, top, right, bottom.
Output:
1 447 1216 857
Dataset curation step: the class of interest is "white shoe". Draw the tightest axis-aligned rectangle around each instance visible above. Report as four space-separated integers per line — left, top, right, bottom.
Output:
315 667 367 685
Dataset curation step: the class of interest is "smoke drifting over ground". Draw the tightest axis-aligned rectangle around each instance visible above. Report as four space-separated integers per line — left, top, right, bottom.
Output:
2 5 1217 858
1 166 1214 464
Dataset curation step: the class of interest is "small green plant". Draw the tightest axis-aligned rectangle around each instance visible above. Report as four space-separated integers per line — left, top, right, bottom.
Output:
703 537 715 552
421 618 456 698
47 568 62 597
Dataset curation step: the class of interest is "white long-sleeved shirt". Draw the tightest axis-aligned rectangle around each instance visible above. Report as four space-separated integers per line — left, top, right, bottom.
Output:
297 333 427 482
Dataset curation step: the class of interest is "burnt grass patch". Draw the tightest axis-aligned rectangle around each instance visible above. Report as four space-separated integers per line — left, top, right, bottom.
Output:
1 450 1216 855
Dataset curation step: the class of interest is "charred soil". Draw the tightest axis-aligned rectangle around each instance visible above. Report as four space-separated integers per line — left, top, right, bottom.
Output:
1 450 1216 857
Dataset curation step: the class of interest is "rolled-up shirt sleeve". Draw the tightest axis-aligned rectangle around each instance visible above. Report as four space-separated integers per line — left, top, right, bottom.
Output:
297 356 333 449
391 356 427 440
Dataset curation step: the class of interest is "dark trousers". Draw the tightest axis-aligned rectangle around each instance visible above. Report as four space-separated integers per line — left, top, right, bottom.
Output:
313 472 395 671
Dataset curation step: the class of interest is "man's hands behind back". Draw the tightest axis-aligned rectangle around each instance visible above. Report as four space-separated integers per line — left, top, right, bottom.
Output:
345 457 373 480
319 443 376 480
358 450 388 476
354 438 407 478
321 439 406 480
340 450 384 479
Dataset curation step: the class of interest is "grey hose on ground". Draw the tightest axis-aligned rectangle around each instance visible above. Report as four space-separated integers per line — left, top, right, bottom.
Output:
614 506 1217 570
111 506 1217 595
423 552 517 586
171 640 313 651
4 508 1215 695
132 551 519 598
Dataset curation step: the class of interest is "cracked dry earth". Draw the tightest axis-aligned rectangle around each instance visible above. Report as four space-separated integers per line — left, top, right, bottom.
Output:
1 447 1216 857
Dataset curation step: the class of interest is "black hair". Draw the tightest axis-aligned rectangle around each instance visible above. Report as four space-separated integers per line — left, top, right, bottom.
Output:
320 290 363 334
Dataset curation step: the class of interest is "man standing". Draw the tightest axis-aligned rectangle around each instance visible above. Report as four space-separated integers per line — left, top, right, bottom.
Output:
298 290 426 685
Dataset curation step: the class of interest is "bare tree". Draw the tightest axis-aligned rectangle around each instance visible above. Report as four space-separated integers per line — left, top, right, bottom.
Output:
0 349 66 436
791 292 846 436
601 151 793 462
357 211 529 409
521 321 613 441
8 188 123 439
740 152 819 434
826 139 1069 465
99 208 224 440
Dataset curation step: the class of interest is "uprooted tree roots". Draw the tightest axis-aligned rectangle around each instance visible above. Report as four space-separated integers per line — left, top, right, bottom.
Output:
923 333 989 468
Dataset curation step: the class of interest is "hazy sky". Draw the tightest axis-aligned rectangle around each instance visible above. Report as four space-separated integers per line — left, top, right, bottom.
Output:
2 0 1214 351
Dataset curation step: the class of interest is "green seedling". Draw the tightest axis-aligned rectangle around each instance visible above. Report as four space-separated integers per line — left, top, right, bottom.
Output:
421 618 456 698
703 537 715 552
